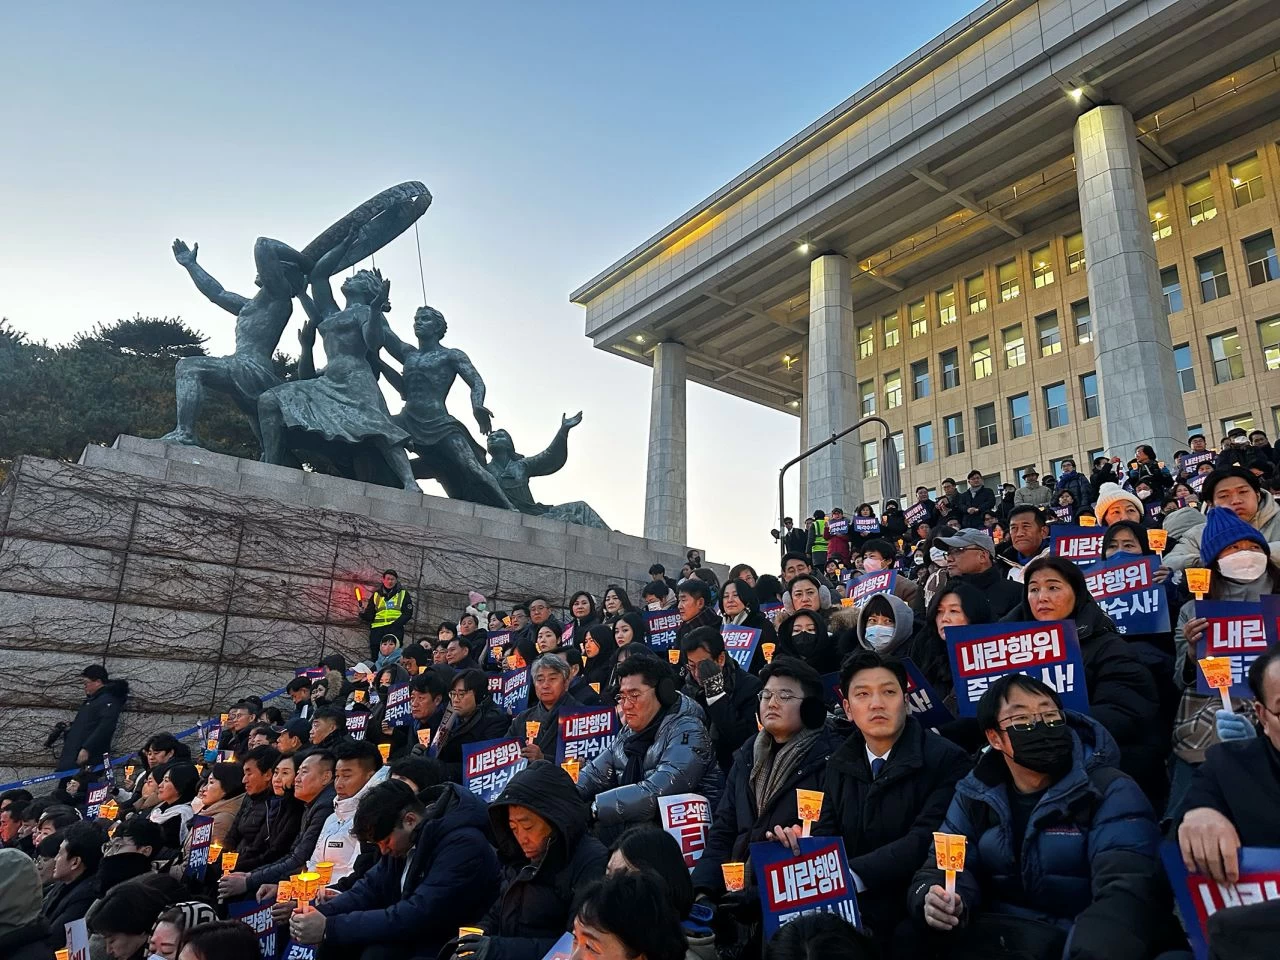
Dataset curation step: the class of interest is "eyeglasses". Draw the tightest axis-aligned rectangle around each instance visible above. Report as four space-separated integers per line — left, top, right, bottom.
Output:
758 691 801 704
999 711 1065 733
448 690 472 700
616 690 653 706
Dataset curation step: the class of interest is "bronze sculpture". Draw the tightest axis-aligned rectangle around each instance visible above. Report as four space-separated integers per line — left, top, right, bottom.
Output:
485 416 608 528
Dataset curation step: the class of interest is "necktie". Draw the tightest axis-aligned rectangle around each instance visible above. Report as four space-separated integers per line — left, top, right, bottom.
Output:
871 757 886 779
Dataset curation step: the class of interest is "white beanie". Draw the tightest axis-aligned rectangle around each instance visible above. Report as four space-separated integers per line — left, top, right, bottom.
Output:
1094 482 1143 524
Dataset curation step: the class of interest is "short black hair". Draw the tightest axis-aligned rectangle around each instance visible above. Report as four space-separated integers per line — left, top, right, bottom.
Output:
387 757 443 794
294 747 337 774
180 921 262 960
242 745 281 774
679 625 725 659
967 469 982 480
614 655 673 692
813 509 826 520
1248 645 1280 702
839 650 907 700
114 815 163 853
39 805 81 832
36 830 63 859
313 705 345 728
61 820 105 875
765 911 879 960
410 671 447 698
861 538 896 561
675 578 711 605
332 737 383 774
1008 504 1048 526
787 573 822 596
438 621 458 636
976 673 1063 732
641 580 670 600
81 664 109 682
648 563 666 575
383 569 398 577
780 551 810 569
286 676 312 695
353 778 424 843
0 788 32 809
573 873 686 960
942 477 957 486
452 668 490 700
608 826 694 917
759 656 823 703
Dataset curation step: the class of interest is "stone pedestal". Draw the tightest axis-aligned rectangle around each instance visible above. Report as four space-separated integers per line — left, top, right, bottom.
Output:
0 437 712 783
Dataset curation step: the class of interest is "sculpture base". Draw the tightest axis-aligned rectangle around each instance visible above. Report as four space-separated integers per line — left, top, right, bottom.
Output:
0 437 710 784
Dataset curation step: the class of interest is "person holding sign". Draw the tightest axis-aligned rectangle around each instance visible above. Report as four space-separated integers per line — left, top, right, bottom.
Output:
719 579 781 675
909 674 1168 959
434 672 512 785
676 627 762 775
506 655 580 762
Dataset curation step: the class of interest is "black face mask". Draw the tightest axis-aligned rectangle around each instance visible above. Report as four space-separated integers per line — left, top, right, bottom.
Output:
1006 722 1073 778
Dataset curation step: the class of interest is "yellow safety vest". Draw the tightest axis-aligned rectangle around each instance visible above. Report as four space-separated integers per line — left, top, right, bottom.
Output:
372 589 408 628
811 518 828 552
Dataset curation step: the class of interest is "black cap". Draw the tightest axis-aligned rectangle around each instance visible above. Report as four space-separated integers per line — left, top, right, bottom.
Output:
283 718 310 740
81 665 108 682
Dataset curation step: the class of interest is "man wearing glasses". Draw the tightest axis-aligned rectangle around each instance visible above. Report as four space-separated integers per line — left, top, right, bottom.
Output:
932 528 1022 618
910 673 1166 958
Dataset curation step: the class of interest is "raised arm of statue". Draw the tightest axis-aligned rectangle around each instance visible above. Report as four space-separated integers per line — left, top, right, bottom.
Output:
253 237 314 300
524 412 583 477
452 349 495 435
295 292 322 380
362 277 411 363
309 229 358 319
172 239 249 316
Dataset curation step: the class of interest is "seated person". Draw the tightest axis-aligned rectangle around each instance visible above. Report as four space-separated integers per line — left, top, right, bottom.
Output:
571 873 688 960
405 669 448 759
775 609 839 674
676 626 762 775
560 647 605 706
434 670 513 784
909 674 1170 959
933 529 1023 619
311 739 387 889
309 706 346 750
221 746 283 875
860 538 918 606
674 579 722 646
42 821 104 949
641 579 676 611
288 778 500 959
507 654 581 763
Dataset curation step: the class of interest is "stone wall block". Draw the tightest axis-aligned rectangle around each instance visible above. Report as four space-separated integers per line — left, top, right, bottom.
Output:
496 560 567 606
107 604 227 660
213 663 297 709
106 653 220 714
119 553 236 615
229 569 334 625
6 482 135 550
420 550 499 597
129 502 242 566
0 538 124 601
0 649 100 709
0 593 115 654
238 518 340 579
222 616 326 668
321 624 371 667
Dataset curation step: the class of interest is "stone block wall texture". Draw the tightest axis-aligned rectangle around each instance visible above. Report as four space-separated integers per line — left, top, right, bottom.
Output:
0 441 712 784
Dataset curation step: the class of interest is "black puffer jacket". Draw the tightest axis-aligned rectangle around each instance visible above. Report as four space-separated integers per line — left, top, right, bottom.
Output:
57 679 129 771
483 762 609 960
223 788 275 873
437 698 514 784
682 657 763 776
949 564 1023 620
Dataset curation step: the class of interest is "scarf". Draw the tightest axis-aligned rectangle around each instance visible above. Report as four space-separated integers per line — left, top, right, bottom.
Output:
728 610 750 626
622 705 671 786
750 727 822 815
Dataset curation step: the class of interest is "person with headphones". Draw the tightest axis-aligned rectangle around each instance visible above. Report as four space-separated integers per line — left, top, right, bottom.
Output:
770 650 971 952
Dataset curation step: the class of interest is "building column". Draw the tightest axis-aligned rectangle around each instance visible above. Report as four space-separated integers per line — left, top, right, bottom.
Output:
643 340 687 543
798 347 809 520
1074 105 1186 460
804 254 862 513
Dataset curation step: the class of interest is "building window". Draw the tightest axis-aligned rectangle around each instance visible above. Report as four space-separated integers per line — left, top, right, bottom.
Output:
1259 318 1280 372
1161 266 1183 314
938 286 957 326
911 359 931 399
940 348 960 390
943 413 964 456
1087 448 1104 468
1244 231 1279 287
909 299 927 338
1072 299 1092 345
857 323 874 360
1008 393 1032 438
1149 193 1172 241
970 336 993 380
1013 465 1034 487
1002 325 1026 369
883 312 900 348
915 423 934 464
1048 457 1075 479
1230 154 1265 208
976 403 998 447
1186 174 1217 225
1197 250 1231 303
1031 245 1055 288
1036 312 1062 358
884 370 902 409
1065 232 1085 274
997 260 1020 301
861 439 878 479
1208 331 1244 384
1044 383 1069 429
891 432 906 470
1222 413 1255 435
1173 343 1196 393
859 379 876 416
966 273 988 314
1080 372 1099 420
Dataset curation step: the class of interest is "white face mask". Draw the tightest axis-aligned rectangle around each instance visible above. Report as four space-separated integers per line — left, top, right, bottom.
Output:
930 547 947 565
1137 489 1151 500
1218 551 1269 583
864 624 896 651
862 557 883 572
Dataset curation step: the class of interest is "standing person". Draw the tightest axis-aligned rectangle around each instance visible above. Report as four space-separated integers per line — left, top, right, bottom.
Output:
807 510 830 569
1055 457 1093 510
1128 445 1173 500
825 508 851 569
359 570 414 661
1013 466 1052 509
780 518 808 556
955 471 995 530
55 665 128 777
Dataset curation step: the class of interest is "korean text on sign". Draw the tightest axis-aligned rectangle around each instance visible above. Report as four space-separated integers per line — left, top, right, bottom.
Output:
1194 600 1270 699
499 669 530 716
184 816 215 880
848 570 896 607
721 625 762 669
901 658 954 727
1083 554 1170 634
555 707 618 766
1161 842 1280 960
854 517 880 535
383 684 413 727
645 610 685 652
229 899 277 958
345 712 370 740
1051 526 1104 567
463 738 528 804
487 630 513 667
945 621 1089 716
659 793 712 867
750 837 862 939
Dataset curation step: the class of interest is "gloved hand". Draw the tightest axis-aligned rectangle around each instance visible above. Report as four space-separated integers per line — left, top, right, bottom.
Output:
1215 709 1257 742
718 886 761 922
453 934 493 960
691 659 725 698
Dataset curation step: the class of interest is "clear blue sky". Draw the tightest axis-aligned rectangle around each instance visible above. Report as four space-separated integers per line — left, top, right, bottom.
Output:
1 0 979 574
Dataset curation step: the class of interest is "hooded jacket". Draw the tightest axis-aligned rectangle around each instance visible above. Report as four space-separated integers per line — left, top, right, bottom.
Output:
246 783 337 889
849 593 915 658
437 697 514 784
317 783 499 956
907 713 1167 959
482 762 609 960
577 694 722 828
57 679 129 772
313 766 390 885
0 850 53 960
1164 490 1280 571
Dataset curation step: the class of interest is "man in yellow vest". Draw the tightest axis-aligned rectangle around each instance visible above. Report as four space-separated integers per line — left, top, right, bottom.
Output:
806 509 830 569
360 569 414 660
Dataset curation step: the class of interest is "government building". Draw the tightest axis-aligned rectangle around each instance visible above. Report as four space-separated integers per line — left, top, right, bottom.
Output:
571 0 1280 542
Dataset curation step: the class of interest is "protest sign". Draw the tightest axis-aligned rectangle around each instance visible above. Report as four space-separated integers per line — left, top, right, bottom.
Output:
760 601 785 626
659 793 712 866
296 666 326 681
1050 526 1104 567
345 711 369 740
1083 554 1170 634
721 625 763 669
1052 505 1074 522
827 517 849 536
555 706 617 766
821 671 843 708
498 669 530 716
1189 473 1208 493
85 783 109 820
463 738 528 803
1178 451 1217 475
486 629 513 667
1146 503 1164 523
540 933 574 960
645 609 684 653
65 918 89 960
280 942 318 960
904 502 929 529
184 815 215 881
382 683 412 727
751 836 861 938
846 570 896 607
1263 594 1280 648
946 621 1089 716
1193 601 1270 698
902 658 954 727
1160 842 1280 960
854 517 880 535
229 899 277 958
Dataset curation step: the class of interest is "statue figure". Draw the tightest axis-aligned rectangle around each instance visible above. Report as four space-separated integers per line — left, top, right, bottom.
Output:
485 416 610 529
161 237 312 448
256 232 419 490
378 307 516 510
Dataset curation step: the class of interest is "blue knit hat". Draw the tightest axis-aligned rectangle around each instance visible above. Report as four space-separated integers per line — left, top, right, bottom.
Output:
1199 507 1269 566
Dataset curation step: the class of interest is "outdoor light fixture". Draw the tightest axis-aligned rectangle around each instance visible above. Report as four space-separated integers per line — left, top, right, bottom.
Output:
799 242 811 254
1069 88 1083 100
782 354 795 370
633 334 646 344
788 399 800 408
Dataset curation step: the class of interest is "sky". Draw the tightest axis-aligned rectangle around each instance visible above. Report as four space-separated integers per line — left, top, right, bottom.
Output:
1 0 979 575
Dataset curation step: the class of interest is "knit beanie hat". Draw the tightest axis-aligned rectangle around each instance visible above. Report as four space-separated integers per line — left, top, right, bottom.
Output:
1199 506 1269 566
1095 482 1143 524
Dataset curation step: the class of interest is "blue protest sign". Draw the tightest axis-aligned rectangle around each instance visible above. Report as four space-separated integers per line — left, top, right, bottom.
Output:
462 738 528 803
721 625 762 669
486 629 513 667
498 669 530 716
903 502 929 529
847 570 896 607
820 672 843 708
344 711 369 740
826 517 849 536
854 517 880 535
184 815 215 881
1050 526 1104 568
945 620 1089 717
1160 841 1280 960
383 683 413 727
1263 595 1280 648
1083 554 1170 635
1194 601 1270 698
555 706 618 766
645 609 684 653
228 899 277 958
760 601 785 626
280 941 318 960
1178 451 1216 475
901 658 954 727
85 783 109 820
751 836 862 938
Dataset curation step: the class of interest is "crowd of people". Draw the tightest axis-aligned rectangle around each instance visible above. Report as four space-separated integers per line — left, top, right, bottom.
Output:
1 435 1279 960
